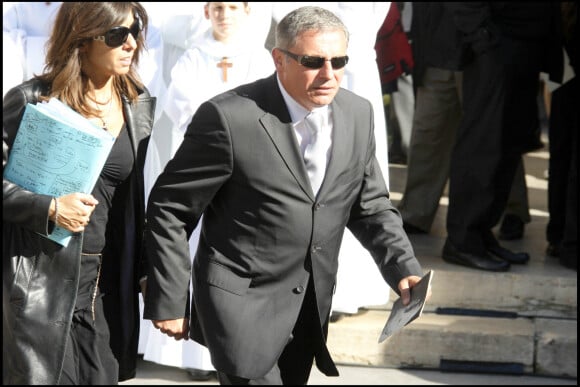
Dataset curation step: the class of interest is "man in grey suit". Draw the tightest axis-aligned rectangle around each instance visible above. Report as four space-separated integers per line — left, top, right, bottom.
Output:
143 6 426 385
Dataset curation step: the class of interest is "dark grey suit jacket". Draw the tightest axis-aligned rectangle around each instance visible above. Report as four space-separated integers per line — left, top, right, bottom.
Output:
143 74 423 379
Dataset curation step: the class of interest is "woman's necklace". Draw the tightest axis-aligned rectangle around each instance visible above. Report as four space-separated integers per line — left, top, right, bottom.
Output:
91 92 114 131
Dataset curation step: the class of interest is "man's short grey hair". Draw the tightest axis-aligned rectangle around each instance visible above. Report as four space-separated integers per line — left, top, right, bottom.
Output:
275 6 349 50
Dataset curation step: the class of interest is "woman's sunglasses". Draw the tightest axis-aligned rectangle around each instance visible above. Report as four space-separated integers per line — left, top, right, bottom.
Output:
94 18 141 48
278 48 349 70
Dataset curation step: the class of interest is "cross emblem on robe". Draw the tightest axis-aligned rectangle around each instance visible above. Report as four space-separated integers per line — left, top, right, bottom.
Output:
217 57 233 82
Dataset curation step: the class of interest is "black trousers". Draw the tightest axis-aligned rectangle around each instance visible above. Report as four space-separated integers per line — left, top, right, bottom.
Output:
217 276 337 385
447 37 543 254
59 254 118 385
547 76 578 266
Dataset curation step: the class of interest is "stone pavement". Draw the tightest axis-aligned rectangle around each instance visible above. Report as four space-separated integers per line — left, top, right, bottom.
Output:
121 356 577 385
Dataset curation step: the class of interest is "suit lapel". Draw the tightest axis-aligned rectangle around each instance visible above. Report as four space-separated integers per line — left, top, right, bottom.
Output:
260 113 314 201
255 75 316 199
258 78 353 202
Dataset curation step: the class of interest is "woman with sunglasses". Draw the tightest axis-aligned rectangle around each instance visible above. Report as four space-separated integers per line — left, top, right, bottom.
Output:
3 2 154 384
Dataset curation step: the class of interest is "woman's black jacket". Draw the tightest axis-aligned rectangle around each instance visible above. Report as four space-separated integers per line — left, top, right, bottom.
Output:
3 78 155 384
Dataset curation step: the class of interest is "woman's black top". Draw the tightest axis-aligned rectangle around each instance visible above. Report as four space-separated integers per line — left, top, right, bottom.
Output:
82 124 133 253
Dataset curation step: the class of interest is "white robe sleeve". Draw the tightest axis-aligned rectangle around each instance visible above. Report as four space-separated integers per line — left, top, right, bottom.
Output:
164 48 206 137
137 23 167 123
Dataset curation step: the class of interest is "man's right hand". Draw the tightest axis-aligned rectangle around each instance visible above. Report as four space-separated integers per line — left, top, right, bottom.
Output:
152 318 190 341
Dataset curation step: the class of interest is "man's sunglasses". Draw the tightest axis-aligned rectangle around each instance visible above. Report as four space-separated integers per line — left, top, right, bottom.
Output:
278 48 349 70
94 18 141 48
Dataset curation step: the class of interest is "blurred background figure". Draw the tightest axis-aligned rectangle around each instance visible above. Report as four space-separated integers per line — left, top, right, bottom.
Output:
396 3 534 243
141 2 272 86
546 1 577 271
396 2 464 236
3 2 61 81
2 29 24 97
442 2 563 272
377 2 414 165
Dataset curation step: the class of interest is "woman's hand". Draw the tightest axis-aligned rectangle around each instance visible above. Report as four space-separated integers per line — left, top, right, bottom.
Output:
52 193 99 232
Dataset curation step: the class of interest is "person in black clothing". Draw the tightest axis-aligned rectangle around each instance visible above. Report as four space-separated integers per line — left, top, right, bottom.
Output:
442 2 564 271
398 3 532 240
3 2 154 384
546 1 577 270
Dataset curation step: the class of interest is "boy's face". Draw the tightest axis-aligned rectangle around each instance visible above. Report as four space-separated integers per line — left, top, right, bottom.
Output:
204 2 249 42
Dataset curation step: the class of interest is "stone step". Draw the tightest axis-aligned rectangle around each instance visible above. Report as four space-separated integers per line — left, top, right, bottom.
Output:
326 240 577 379
327 310 577 379
326 225 577 380
388 242 578 319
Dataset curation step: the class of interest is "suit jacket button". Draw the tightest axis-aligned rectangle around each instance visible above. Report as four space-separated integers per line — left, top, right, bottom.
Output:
293 285 305 294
